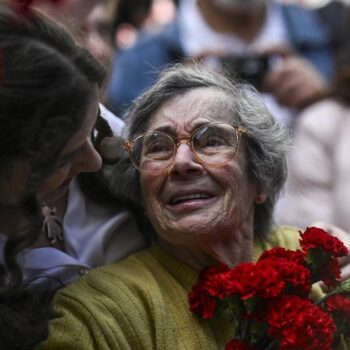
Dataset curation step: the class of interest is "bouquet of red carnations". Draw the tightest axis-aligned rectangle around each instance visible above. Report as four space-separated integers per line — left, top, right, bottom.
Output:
189 227 350 350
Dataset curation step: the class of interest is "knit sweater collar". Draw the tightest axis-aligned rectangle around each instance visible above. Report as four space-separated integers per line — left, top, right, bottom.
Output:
148 244 200 290
147 238 269 288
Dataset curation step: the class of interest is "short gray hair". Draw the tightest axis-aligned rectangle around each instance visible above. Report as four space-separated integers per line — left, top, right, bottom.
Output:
109 63 290 238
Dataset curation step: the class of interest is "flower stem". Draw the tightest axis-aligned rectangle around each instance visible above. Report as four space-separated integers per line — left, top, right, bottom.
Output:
314 291 336 306
241 319 251 342
264 340 279 350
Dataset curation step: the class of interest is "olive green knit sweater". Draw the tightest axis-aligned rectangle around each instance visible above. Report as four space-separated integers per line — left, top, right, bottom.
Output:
39 226 348 350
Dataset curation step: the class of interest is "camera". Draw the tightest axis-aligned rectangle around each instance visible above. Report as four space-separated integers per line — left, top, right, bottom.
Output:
220 54 270 89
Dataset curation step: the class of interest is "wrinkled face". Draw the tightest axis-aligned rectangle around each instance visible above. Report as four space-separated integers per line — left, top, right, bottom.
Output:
38 86 102 204
140 87 258 248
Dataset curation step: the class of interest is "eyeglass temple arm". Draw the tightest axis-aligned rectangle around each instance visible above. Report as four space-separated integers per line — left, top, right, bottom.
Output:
122 140 132 152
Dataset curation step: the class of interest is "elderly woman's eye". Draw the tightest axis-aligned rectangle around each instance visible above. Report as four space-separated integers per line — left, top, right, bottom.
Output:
197 135 228 151
203 136 226 147
143 139 173 159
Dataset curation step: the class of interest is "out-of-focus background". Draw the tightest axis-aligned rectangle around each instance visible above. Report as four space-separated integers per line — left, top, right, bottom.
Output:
34 0 350 239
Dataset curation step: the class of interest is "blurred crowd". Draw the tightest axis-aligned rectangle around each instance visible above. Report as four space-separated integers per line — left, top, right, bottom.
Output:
31 0 350 260
103 0 350 237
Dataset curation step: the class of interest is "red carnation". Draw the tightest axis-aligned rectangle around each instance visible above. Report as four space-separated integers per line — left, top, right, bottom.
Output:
318 257 342 287
199 262 230 280
230 261 285 300
258 247 306 266
188 226 349 348
257 258 311 296
266 295 335 350
300 227 348 258
325 294 350 323
225 339 255 350
188 284 216 319
204 270 242 300
196 263 240 300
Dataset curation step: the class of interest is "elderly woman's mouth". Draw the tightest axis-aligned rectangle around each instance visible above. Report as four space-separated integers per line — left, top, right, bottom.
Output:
167 193 215 208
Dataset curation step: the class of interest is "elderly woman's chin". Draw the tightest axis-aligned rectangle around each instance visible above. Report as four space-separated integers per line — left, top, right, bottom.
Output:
163 193 220 224
146 193 255 248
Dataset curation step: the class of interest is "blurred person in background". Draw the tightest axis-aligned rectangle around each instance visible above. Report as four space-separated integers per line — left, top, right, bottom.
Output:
84 0 119 78
107 0 340 127
113 0 152 50
114 0 177 50
143 0 178 30
274 46 350 281
275 47 350 238
316 0 350 53
35 0 119 101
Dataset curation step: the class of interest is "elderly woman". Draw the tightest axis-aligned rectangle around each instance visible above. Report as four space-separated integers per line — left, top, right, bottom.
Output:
41 64 301 349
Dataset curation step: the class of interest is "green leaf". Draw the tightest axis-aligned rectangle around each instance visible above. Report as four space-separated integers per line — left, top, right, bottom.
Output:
227 294 244 317
244 297 261 314
250 320 267 343
333 279 350 293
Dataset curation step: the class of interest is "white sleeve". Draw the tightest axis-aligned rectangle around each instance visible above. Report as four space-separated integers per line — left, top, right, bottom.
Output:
274 101 339 228
99 103 124 136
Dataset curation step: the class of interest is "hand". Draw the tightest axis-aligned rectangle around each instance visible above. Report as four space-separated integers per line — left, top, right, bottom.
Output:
262 52 328 109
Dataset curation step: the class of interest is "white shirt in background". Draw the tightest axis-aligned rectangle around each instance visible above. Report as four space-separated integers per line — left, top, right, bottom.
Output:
179 0 294 126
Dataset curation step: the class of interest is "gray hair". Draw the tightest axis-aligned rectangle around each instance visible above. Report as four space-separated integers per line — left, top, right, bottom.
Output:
109 63 290 238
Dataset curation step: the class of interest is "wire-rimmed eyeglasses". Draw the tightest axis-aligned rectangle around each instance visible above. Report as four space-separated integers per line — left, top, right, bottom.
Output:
123 123 247 174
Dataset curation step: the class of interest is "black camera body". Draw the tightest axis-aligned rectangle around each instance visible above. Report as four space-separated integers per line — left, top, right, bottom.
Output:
220 54 270 89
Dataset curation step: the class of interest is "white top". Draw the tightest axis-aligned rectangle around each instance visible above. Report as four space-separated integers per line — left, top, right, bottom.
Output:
99 103 124 135
178 0 293 126
0 106 147 289
64 178 146 268
179 0 287 57
275 99 350 233
0 179 146 288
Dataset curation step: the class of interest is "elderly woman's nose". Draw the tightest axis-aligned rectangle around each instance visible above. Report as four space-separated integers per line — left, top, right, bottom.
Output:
169 143 203 176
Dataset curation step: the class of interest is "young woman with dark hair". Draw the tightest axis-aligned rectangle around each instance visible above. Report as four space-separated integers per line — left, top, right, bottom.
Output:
0 3 145 349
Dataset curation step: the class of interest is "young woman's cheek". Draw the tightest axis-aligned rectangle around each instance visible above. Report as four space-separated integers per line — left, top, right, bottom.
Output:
38 166 71 198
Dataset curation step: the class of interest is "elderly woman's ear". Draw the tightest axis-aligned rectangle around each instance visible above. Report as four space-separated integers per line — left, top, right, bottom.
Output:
255 191 267 205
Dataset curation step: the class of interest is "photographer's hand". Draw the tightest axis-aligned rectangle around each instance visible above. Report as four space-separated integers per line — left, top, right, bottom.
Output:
262 51 328 109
